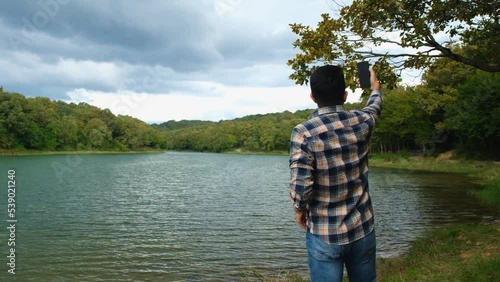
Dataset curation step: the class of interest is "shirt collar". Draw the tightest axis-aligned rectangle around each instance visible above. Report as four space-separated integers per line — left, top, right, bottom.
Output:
311 105 346 117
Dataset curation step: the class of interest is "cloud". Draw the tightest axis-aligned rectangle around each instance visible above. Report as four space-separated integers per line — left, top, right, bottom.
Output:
64 83 363 123
65 84 318 122
0 51 131 93
0 0 367 121
0 1 221 70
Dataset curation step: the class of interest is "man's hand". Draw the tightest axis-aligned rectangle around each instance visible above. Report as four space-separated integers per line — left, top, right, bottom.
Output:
370 69 380 90
295 210 307 230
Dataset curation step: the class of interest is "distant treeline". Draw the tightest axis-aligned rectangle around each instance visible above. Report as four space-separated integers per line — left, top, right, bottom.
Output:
1 56 498 158
153 110 311 153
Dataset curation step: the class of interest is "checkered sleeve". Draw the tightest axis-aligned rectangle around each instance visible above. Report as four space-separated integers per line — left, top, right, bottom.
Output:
362 89 383 119
289 127 315 212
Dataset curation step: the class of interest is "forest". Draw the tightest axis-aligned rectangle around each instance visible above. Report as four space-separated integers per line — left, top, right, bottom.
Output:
0 54 498 159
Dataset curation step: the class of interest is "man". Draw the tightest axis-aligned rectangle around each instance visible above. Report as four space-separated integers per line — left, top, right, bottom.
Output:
289 65 381 282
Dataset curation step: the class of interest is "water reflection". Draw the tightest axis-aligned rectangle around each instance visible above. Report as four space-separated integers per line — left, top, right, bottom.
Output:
370 167 495 258
371 168 424 257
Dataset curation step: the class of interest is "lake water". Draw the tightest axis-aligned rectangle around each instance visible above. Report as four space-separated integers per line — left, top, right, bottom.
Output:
0 152 495 281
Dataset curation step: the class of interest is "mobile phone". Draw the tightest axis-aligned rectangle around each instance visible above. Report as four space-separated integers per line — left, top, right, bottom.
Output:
357 61 371 88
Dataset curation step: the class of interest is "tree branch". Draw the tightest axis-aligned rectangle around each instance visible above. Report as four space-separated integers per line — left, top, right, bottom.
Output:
356 51 444 58
425 35 500 72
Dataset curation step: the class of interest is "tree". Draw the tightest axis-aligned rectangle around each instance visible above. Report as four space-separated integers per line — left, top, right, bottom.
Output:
1 93 30 149
373 87 436 154
446 72 500 158
0 91 17 148
423 51 476 89
25 97 59 150
288 0 500 88
84 118 112 149
419 53 477 132
56 116 79 150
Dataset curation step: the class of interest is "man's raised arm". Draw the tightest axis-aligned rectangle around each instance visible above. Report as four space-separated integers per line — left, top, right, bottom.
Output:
362 69 382 119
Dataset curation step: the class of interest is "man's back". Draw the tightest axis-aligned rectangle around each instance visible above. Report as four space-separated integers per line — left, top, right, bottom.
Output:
289 91 382 245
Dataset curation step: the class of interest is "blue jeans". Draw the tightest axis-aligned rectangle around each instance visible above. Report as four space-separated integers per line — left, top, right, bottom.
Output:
306 230 376 282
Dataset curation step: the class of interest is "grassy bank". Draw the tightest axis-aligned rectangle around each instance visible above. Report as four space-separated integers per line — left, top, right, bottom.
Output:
0 149 165 156
377 222 500 282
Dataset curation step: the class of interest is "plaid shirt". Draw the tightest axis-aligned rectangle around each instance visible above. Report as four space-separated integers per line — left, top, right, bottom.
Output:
289 90 382 245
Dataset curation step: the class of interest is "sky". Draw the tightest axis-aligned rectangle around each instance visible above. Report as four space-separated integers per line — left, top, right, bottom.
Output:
0 0 366 122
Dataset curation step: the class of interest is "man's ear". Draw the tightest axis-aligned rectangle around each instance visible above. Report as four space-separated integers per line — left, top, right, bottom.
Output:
343 91 348 102
310 92 316 103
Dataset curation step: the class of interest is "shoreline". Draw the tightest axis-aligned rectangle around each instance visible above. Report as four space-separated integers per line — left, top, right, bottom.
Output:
224 149 288 156
0 149 165 156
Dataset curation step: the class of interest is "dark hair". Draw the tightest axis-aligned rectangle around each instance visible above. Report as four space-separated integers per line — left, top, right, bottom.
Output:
310 65 346 106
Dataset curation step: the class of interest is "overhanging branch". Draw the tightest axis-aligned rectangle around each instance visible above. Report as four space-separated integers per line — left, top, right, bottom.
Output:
356 51 444 58
425 35 500 72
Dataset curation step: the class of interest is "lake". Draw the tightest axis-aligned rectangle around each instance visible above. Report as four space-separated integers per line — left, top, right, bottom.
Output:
0 152 494 281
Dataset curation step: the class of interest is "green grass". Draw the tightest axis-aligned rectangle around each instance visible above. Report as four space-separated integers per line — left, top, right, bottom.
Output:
377 223 500 282
475 177 500 208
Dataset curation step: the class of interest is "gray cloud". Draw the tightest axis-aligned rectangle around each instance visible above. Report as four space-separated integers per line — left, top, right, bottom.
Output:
1 1 221 68
0 0 333 100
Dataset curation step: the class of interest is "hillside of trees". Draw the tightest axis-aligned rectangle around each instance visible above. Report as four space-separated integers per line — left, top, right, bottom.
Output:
1 54 498 159
0 89 166 151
